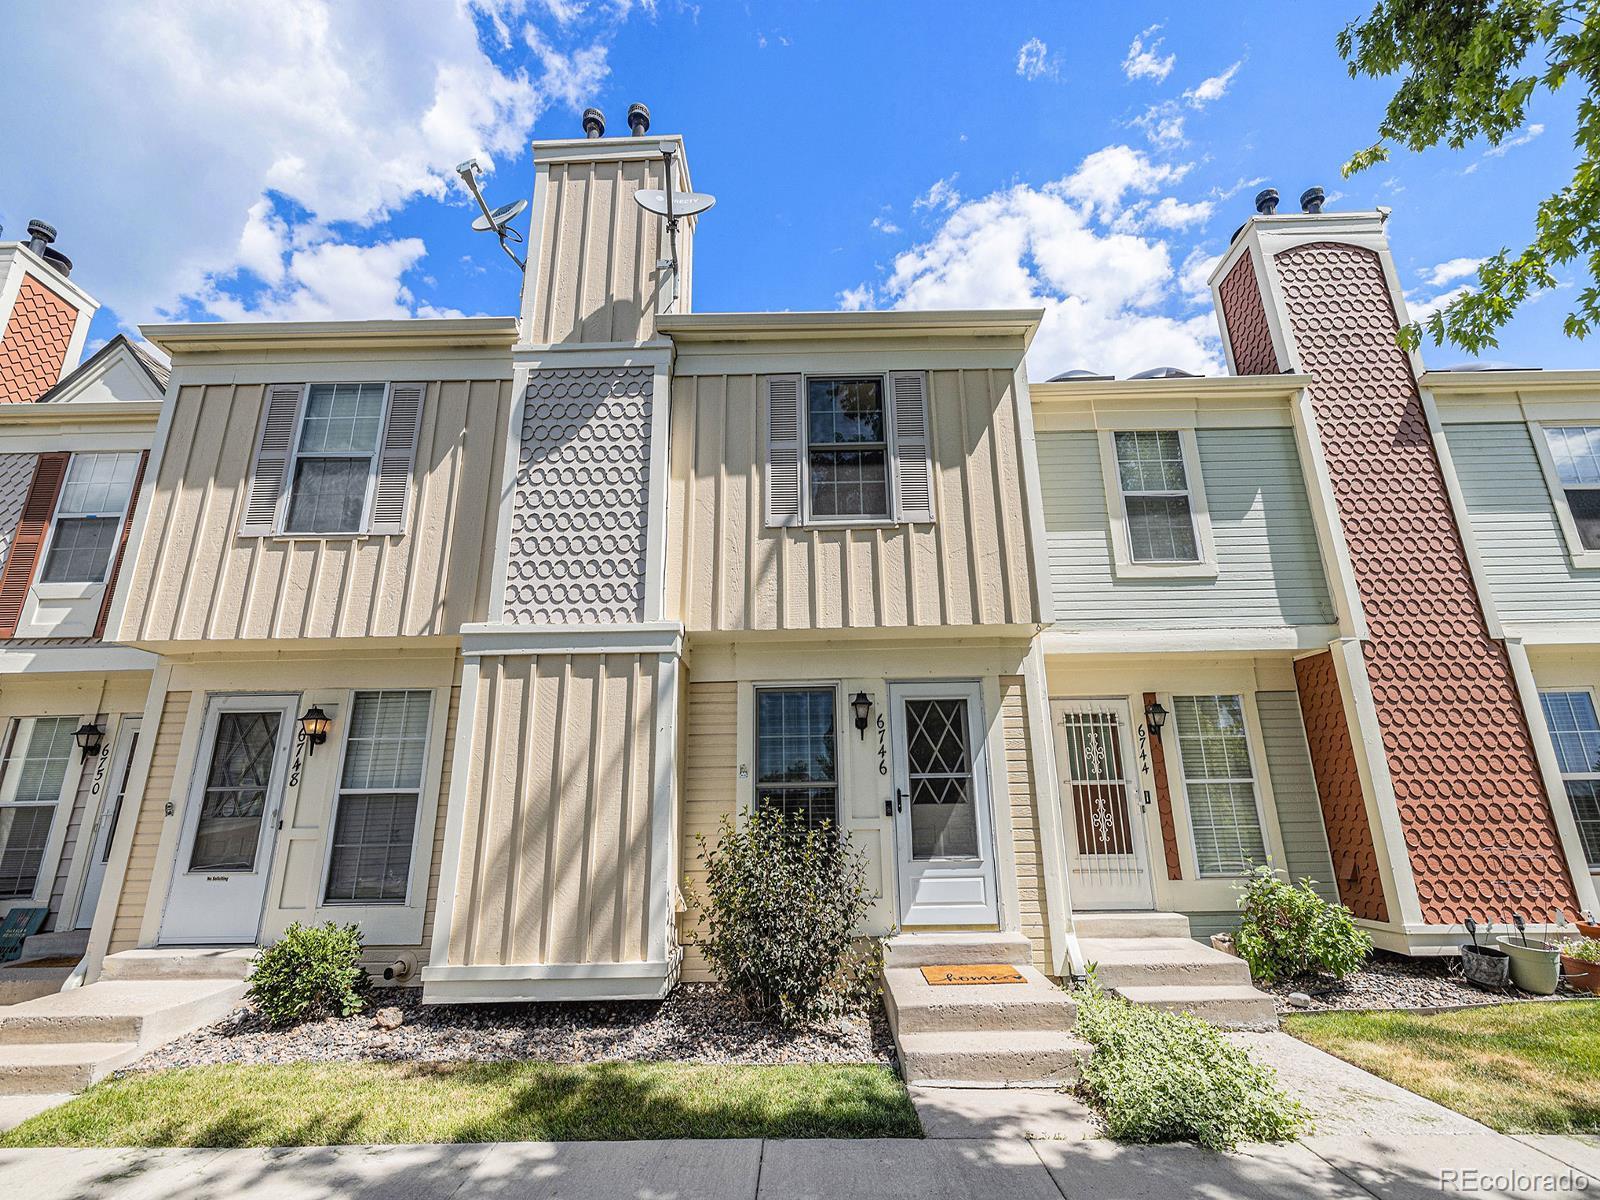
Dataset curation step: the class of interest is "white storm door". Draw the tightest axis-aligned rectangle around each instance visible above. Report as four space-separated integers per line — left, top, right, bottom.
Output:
74 717 142 930
890 682 999 926
1053 698 1155 910
159 697 296 945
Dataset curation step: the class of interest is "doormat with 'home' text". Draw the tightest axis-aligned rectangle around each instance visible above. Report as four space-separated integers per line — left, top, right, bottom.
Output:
919 964 1025 986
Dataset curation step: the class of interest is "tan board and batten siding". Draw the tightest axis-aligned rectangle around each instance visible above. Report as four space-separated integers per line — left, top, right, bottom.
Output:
108 691 190 954
528 156 681 347
1001 676 1053 971
444 654 660 968
678 681 736 981
666 369 1038 630
116 379 513 644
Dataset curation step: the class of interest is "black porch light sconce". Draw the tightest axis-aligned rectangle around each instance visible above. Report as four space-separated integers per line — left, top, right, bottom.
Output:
1144 699 1169 740
298 705 333 755
73 721 105 761
850 691 873 741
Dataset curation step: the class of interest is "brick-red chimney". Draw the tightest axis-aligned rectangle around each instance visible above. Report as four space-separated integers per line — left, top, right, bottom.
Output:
0 221 97 403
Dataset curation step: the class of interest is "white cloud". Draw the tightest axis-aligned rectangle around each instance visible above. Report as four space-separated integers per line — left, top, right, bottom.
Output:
849 147 1223 379
1484 123 1545 157
541 0 586 22
837 283 876 311
1132 101 1186 148
0 1 629 327
1184 61 1241 107
1137 196 1215 231
1179 248 1221 304
1422 257 1484 288
1407 284 1472 325
202 237 439 322
1123 25 1175 83
871 215 902 235
1016 37 1058 81
913 174 962 212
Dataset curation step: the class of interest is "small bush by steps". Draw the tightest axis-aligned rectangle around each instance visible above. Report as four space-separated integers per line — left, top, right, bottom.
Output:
247 922 367 1028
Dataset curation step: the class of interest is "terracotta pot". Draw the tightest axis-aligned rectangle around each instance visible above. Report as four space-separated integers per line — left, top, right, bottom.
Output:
1561 953 1600 995
1575 921 1600 941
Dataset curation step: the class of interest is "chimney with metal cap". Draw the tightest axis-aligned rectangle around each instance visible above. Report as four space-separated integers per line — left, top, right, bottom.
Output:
1254 188 1279 216
581 108 605 138
627 103 651 136
1300 186 1326 214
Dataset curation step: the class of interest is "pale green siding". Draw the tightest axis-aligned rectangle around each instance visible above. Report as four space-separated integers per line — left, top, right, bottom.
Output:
1444 421 1600 624
1256 690 1338 902
1039 428 1334 629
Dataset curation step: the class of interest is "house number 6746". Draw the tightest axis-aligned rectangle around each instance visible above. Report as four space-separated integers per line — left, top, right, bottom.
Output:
876 713 888 776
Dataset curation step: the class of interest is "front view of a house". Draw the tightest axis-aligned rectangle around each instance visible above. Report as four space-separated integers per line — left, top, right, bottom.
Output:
1 116 1597 1084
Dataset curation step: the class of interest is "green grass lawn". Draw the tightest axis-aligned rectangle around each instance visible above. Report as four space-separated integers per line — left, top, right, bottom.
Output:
0 1061 922 1148
1286 1002 1600 1134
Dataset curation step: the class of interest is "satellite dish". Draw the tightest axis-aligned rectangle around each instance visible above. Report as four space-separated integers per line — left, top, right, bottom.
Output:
472 198 528 234
634 189 716 219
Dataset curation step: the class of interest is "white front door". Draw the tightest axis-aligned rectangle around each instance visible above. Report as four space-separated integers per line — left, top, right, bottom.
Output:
74 717 141 930
1053 698 1155 910
890 681 999 926
159 696 297 945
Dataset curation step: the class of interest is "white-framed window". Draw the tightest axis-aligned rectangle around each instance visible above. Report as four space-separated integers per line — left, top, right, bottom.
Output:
1173 694 1267 878
0 716 77 899
39 453 139 584
1534 424 1600 566
1098 428 1217 578
763 371 934 528
322 690 432 904
285 383 388 535
1539 689 1600 870
753 686 839 831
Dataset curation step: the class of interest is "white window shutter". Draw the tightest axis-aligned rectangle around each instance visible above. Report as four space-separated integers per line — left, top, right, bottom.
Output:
240 383 304 536
763 374 803 528
890 370 935 523
368 382 425 535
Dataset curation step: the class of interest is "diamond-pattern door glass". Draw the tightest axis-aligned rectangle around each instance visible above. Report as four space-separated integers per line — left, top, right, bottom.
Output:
189 711 281 873
905 697 977 859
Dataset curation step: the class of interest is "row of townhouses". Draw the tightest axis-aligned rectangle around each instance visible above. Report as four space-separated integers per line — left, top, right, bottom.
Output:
0 118 1597 1083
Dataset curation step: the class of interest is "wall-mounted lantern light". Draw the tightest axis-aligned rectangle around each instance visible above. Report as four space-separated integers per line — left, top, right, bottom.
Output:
74 721 105 761
298 705 333 755
850 691 873 741
1144 699 1169 740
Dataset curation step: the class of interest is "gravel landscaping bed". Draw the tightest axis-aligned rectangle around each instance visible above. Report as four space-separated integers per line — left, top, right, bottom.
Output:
1260 949 1594 1014
127 983 894 1072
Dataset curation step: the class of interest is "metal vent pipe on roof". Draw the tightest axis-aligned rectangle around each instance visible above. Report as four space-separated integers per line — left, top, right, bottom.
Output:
1254 188 1279 216
628 103 651 136
1300 187 1325 214
581 108 606 138
25 219 56 257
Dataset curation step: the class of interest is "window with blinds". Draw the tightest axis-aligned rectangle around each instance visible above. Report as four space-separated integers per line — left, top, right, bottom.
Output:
1539 690 1600 868
754 687 838 831
0 716 77 898
39 453 140 583
1173 695 1267 877
1113 431 1201 563
323 690 432 904
1542 426 1600 551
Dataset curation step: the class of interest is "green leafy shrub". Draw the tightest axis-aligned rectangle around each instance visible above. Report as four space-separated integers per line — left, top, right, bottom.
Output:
1072 974 1307 1150
693 808 877 1028
1234 866 1371 984
247 921 368 1027
1560 937 1600 964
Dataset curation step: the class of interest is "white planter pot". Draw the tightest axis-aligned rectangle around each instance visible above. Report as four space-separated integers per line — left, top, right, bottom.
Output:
1495 935 1561 995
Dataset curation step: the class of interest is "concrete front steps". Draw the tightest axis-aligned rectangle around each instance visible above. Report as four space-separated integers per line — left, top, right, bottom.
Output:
0 930 89 1006
1074 911 1278 1027
0 948 249 1096
882 932 1089 1087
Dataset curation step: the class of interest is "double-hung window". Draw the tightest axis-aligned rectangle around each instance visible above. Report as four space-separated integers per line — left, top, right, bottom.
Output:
754 687 839 831
1539 425 1600 557
286 383 387 535
0 716 77 899
324 690 432 904
1173 695 1267 877
40 453 139 584
807 377 890 520
1539 690 1600 869
1114 431 1201 564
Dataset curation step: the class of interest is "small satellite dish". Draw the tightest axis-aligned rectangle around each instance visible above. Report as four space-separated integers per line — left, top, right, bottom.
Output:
472 198 528 233
634 189 716 219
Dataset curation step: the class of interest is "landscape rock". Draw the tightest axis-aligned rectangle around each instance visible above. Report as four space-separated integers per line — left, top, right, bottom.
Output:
374 1006 404 1030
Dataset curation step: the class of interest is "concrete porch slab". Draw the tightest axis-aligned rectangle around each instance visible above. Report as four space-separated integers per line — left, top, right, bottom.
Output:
909 1086 1100 1141
0 1093 72 1133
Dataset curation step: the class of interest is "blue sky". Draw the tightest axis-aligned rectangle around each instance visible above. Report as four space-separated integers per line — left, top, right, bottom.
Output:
1 1 1586 377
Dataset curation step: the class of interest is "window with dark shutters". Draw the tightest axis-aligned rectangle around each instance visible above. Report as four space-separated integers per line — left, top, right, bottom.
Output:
0 453 68 638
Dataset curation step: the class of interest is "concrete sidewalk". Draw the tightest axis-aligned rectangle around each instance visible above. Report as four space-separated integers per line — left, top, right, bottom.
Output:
3 1131 1598 1199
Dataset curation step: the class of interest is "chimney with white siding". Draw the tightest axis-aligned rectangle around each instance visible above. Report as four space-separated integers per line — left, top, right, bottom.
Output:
0 222 99 402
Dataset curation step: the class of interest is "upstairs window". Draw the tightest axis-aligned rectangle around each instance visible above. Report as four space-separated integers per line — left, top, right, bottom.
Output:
1540 690 1600 869
39 453 139 584
807 377 889 520
1541 426 1600 553
754 687 838 831
1115 431 1199 562
240 381 424 538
